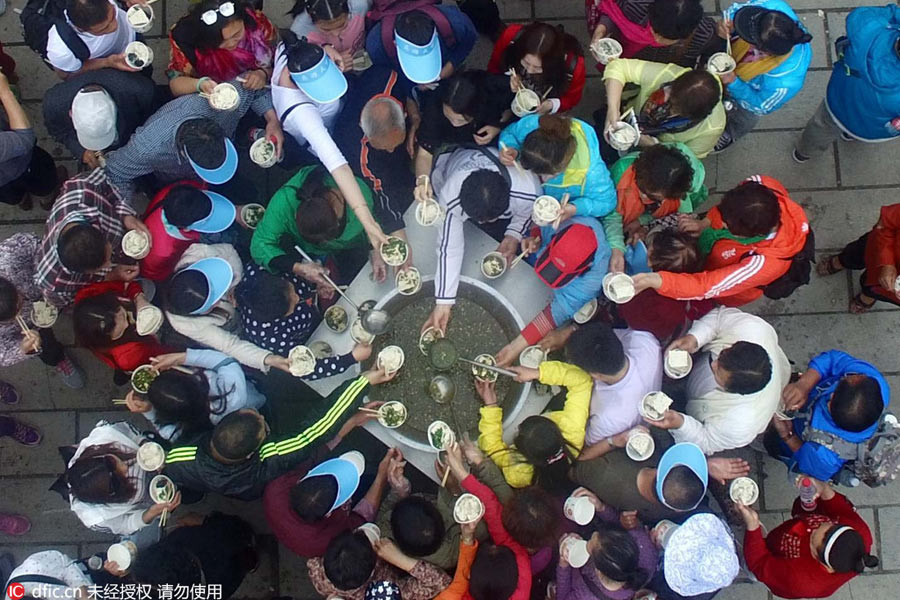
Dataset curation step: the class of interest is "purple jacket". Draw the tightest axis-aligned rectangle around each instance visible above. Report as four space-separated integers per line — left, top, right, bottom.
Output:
556 505 658 600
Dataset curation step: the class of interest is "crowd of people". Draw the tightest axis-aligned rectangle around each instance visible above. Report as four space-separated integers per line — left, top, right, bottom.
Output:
0 0 898 599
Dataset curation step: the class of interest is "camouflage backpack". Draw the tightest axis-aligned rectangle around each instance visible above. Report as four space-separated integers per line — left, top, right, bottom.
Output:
803 414 900 487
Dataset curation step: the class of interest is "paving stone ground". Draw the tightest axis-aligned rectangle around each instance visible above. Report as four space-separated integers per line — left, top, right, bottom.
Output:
1 0 899 598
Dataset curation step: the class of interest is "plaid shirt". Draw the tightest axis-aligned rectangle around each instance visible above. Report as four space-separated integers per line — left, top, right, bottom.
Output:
103 84 275 207
34 168 135 307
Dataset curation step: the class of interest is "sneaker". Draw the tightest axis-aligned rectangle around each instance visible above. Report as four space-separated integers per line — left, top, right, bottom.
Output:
791 148 810 163
1 416 42 446
0 381 19 405
711 131 734 154
0 514 31 537
55 354 86 389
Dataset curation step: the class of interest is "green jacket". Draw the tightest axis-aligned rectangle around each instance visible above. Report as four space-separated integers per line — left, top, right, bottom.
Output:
250 166 376 272
601 142 708 251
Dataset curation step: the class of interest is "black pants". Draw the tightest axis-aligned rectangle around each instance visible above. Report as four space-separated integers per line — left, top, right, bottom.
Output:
0 146 58 205
37 328 65 367
476 217 512 243
838 232 900 306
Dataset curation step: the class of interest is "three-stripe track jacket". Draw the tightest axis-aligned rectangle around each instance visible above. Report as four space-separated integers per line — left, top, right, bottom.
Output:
163 375 370 500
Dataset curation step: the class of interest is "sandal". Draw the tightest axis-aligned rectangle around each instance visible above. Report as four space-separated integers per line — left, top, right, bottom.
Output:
849 293 876 314
816 254 844 277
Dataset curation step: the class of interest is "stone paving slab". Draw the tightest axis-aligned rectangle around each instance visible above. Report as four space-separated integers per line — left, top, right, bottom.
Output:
746 253 851 316
799 12 829 70
768 311 900 372
835 138 900 188
0 411 76 476
0 477 113 543
715 130 838 190
800 188 899 250
877 506 900 571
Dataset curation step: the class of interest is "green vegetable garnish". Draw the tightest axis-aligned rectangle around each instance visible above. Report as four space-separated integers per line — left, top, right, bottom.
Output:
431 428 444 448
132 368 157 393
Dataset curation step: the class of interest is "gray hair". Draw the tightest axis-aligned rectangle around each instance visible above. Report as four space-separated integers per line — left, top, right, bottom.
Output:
360 96 405 140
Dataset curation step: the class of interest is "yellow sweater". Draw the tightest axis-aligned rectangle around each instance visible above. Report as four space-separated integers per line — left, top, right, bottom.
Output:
477 361 592 488
603 58 726 158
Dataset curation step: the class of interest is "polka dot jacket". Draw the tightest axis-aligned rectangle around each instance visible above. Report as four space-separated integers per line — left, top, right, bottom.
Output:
239 262 356 380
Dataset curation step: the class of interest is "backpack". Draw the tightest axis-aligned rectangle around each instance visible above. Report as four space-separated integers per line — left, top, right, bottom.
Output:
742 227 816 300
802 413 900 487
20 0 90 68
368 0 457 61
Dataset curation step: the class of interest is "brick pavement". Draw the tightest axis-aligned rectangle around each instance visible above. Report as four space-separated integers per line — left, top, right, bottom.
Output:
1 1 899 598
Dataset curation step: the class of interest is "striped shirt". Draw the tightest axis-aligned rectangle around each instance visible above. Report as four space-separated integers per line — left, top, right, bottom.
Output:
104 85 275 207
34 168 135 307
589 0 721 69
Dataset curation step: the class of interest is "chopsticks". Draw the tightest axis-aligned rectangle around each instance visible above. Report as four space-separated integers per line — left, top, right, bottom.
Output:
553 193 571 230
723 10 732 55
15 316 30 335
499 141 526 176
358 407 382 415
159 507 168 528
112 399 129 405
236 76 271 89
440 464 451 488
509 248 529 270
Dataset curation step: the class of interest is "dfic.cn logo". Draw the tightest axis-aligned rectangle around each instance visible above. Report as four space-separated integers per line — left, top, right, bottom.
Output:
6 583 25 600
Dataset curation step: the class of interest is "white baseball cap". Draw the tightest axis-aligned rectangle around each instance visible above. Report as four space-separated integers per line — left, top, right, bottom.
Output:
72 88 117 151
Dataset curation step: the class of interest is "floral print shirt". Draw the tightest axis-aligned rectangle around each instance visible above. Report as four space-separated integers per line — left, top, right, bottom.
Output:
0 232 42 366
306 556 451 600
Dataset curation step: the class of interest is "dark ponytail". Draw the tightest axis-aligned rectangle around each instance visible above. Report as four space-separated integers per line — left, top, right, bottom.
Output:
822 526 879 574
513 415 577 495
280 29 325 73
756 10 812 55
519 114 576 176
590 523 649 590
859 554 880 572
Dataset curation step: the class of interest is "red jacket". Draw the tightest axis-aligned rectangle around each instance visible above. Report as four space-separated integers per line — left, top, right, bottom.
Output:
487 24 586 113
263 449 367 558
617 290 715 344
460 474 531 600
658 175 810 306
73 281 173 372
744 493 872 599
140 181 206 281
864 203 900 294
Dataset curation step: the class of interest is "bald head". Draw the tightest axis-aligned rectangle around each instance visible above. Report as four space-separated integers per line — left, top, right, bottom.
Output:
361 97 406 152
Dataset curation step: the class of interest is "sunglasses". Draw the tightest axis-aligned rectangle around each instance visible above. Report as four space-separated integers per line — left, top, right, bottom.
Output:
201 2 236 25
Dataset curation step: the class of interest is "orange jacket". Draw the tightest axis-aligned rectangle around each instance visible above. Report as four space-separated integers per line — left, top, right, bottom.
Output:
864 203 900 293
658 175 809 306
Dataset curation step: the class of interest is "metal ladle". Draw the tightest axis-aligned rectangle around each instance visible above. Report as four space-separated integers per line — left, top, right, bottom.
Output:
428 338 518 378
428 374 457 405
294 245 392 335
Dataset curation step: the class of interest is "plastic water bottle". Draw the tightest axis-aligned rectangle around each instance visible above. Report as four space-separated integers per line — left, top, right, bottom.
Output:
799 477 818 511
